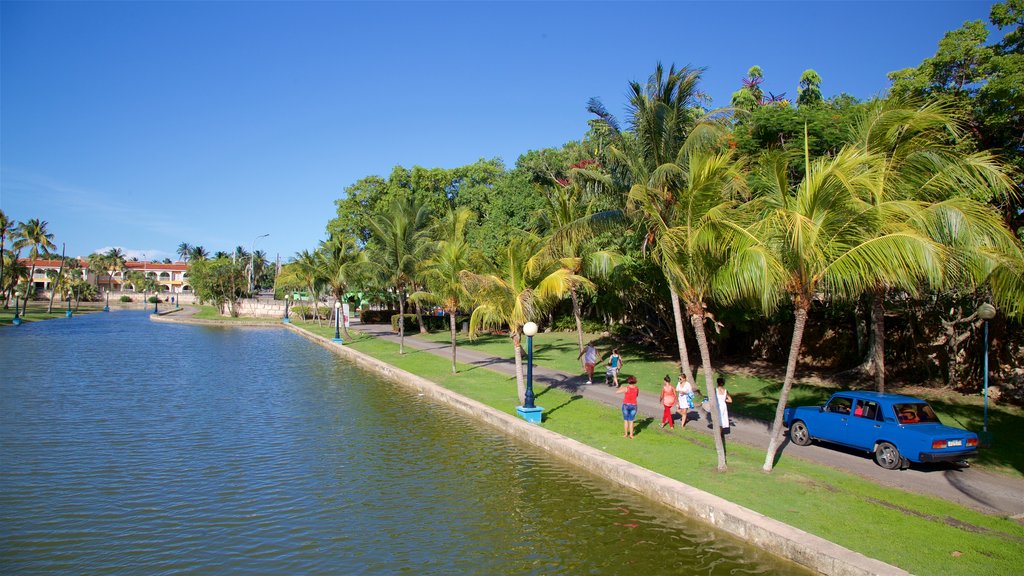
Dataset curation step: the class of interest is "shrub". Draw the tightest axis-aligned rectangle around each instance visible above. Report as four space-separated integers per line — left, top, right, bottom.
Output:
390 313 466 332
148 296 159 304
550 314 608 333
120 295 133 303
360 309 399 324
290 305 323 320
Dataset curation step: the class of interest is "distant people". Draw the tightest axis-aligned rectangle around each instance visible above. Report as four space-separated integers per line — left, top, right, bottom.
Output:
660 375 677 429
604 349 623 387
578 342 598 385
676 373 696 429
616 375 640 439
716 376 733 434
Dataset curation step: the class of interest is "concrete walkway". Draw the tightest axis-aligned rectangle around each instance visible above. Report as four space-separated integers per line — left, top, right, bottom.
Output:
355 321 1024 520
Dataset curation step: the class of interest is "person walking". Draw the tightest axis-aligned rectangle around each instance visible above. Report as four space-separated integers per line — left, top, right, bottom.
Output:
577 342 598 385
604 348 623 387
660 375 677 429
616 375 640 439
676 373 696 429
716 376 733 434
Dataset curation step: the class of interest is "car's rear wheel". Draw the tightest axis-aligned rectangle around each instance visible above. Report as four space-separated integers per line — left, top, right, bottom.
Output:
789 421 812 446
875 442 903 470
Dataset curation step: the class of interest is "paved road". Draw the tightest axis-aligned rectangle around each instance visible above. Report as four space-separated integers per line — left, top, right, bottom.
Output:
354 321 1024 519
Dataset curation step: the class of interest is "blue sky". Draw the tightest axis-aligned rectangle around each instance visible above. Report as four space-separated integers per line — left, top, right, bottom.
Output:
1 1 999 262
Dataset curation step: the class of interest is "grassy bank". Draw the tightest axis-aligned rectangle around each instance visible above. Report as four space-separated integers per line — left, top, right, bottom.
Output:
0 304 100 325
286 319 1023 575
410 328 1024 478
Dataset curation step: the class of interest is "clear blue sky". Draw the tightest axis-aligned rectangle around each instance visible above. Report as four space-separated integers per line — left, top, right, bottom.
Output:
1 1 998 262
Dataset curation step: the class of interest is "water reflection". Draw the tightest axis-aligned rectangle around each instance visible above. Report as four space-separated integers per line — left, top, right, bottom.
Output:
0 311 806 574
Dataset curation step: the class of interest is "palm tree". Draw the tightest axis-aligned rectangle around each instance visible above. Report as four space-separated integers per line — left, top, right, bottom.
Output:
462 234 591 404
103 248 126 296
317 236 368 340
723 139 945 472
414 207 484 373
0 209 10 307
366 196 432 354
177 242 193 262
46 243 68 313
845 99 1018 391
587 63 722 384
189 246 209 262
535 180 622 358
658 145 747 471
290 250 324 326
13 218 57 314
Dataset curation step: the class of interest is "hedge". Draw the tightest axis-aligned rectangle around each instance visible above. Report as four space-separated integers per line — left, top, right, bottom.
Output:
390 313 467 332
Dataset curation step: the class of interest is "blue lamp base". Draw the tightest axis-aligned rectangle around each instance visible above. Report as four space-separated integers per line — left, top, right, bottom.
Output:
516 406 544 423
282 318 291 324
66 311 73 318
12 317 22 326
332 337 344 344
103 306 110 312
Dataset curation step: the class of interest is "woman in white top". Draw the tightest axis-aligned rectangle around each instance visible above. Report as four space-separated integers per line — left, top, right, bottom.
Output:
675 374 695 428
716 376 732 433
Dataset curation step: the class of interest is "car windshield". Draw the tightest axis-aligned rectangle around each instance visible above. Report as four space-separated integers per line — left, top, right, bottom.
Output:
893 402 940 424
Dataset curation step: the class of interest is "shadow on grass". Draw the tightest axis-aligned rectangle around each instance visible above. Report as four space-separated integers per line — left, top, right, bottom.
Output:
541 394 584 422
633 417 655 437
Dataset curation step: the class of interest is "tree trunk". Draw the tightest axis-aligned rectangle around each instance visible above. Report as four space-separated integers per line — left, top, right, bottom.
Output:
449 310 458 374
690 312 727 471
415 297 427 334
513 332 525 405
871 293 886 393
398 288 406 354
669 285 694 383
763 304 809 472
571 286 584 359
24 265 36 315
47 244 66 314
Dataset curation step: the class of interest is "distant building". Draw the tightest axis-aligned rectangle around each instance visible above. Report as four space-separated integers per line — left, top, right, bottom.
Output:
18 258 191 295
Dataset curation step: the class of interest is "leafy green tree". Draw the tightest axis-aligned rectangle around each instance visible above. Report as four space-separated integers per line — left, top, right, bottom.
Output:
189 257 247 316
796 69 823 107
318 235 369 340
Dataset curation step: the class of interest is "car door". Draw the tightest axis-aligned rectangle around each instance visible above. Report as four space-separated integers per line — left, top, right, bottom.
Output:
813 395 853 443
844 399 883 450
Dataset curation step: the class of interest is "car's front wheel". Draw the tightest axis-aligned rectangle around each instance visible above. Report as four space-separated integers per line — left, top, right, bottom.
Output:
789 421 812 446
875 442 903 470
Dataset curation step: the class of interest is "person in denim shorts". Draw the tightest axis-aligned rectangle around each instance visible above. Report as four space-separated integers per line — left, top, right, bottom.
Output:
616 375 640 439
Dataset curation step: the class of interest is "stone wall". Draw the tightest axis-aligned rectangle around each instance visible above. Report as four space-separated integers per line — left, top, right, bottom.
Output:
221 298 286 318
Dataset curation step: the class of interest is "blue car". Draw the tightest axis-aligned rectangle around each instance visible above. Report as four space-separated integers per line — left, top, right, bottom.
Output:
783 391 979 470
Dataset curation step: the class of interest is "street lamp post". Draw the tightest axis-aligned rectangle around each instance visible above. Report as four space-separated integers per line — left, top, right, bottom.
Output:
515 321 544 423
977 303 996 445
250 233 269 295
13 294 22 325
104 289 110 312
66 293 72 318
283 294 291 323
332 301 343 343
153 293 159 314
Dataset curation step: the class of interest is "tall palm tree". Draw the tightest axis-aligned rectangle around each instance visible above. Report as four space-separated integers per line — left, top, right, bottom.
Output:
366 196 432 354
189 246 209 262
462 234 591 404
13 218 57 314
0 209 10 307
317 236 368 340
845 99 1018 391
46 243 68 313
291 250 324 326
723 140 945 472
587 63 722 383
659 145 747 471
177 242 193 262
535 181 621 358
414 207 484 373
103 248 126 296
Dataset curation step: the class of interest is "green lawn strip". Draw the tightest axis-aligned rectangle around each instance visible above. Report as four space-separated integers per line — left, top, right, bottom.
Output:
0 306 98 325
301 324 1024 575
409 328 1024 478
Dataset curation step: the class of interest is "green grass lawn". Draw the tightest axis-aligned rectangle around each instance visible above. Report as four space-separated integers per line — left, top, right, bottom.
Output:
285 320 1024 576
0 303 100 325
409 326 1024 478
